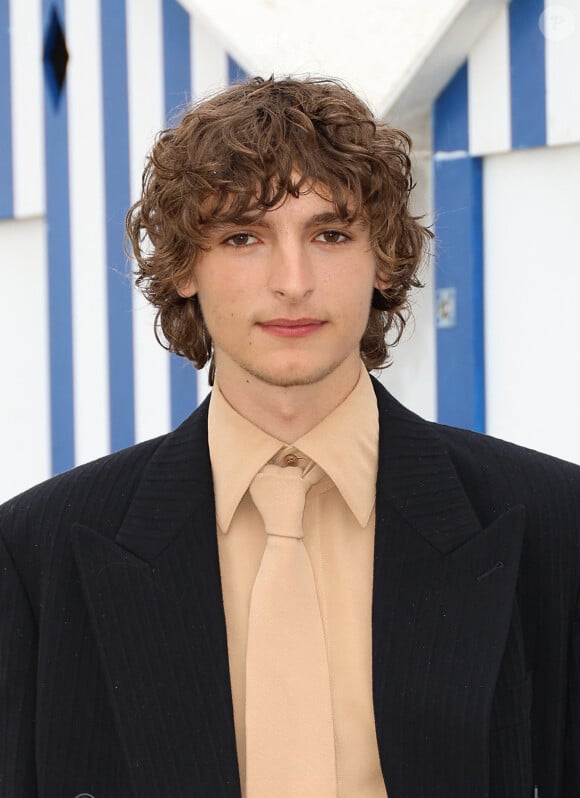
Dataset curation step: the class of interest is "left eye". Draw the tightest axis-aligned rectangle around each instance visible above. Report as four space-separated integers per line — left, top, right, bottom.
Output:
315 230 348 244
224 233 258 247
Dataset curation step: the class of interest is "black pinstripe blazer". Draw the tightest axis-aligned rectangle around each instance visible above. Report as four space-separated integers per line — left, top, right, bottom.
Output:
1 377 579 798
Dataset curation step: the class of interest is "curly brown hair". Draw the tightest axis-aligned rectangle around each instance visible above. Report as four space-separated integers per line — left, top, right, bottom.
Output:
126 75 432 385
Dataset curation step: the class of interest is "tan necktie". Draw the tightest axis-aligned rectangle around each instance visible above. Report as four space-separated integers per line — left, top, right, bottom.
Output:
245 462 337 798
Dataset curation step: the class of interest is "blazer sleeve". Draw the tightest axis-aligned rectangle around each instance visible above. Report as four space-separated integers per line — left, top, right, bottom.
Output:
564 586 580 796
0 530 38 796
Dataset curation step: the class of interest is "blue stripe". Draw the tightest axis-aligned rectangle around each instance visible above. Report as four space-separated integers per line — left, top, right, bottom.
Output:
433 61 485 432
228 55 248 85
433 62 468 153
434 155 485 432
163 0 191 117
101 0 135 450
42 0 75 472
0 0 14 218
509 0 546 149
162 0 199 426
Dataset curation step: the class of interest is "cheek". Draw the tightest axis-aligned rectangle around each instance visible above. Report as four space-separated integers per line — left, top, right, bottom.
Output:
197 283 250 329
200 301 231 334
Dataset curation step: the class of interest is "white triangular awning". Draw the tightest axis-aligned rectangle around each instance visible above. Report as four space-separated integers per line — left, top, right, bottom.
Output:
179 0 509 120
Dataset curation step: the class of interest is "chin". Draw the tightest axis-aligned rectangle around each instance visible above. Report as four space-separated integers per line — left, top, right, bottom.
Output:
245 358 342 388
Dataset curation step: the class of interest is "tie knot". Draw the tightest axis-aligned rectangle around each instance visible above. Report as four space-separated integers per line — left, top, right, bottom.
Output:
250 464 309 539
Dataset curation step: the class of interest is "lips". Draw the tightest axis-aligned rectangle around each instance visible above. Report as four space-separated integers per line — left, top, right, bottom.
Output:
260 318 323 327
258 318 326 338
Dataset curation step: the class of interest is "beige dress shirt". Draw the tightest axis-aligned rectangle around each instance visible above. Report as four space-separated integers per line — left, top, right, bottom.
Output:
208 363 387 798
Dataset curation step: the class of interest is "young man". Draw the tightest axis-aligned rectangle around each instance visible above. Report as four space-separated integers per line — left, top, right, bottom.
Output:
1 77 579 798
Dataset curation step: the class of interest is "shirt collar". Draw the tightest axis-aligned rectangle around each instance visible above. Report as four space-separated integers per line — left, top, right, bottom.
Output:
208 362 379 532
293 363 378 527
208 384 284 533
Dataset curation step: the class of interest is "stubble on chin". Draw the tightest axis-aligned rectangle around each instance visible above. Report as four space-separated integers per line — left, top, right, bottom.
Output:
233 354 352 389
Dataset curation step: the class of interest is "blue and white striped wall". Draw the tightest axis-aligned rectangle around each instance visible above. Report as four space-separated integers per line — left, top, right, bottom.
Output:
433 0 580 457
0 0 246 500
2 0 580 501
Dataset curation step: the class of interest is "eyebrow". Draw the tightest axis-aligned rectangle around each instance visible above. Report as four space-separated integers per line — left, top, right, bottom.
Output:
309 212 355 226
210 212 364 230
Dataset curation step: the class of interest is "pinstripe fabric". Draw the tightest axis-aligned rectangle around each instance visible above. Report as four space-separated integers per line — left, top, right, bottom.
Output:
426 422 580 798
1 376 580 797
0 533 35 796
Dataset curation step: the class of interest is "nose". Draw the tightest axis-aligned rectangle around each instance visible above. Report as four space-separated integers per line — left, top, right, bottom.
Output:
268 242 314 301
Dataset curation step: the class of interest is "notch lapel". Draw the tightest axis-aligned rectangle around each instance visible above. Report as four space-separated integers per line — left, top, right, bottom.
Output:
370 378 525 798
71 398 241 798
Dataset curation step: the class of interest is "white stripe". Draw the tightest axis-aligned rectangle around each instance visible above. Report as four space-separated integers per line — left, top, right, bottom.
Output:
191 13 228 404
484 145 580 463
468 5 511 155
433 150 469 161
192 13 228 100
9 0 45 218
66 0 111 465
197 361 212 404
0 218 51 501
545 0 580 146
127 0 172 441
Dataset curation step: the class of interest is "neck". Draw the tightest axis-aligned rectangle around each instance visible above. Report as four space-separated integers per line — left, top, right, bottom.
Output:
215 360 363 443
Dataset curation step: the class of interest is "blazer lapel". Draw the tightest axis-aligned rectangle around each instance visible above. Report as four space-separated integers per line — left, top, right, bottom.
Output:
370 378 525 798
71 398 241 798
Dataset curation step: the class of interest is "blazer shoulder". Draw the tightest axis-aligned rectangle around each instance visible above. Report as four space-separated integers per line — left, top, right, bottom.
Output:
0 398 212 616
0 433 167 546
373 376 580 538
428 420 580 547
433 420 580 487
0 394 212 540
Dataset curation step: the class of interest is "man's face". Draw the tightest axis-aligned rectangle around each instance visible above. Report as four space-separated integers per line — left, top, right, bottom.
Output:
178 185 380 390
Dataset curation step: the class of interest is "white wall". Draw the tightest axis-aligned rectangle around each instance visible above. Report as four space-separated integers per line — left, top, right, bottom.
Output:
183 0 508 117
126 0 171 444
8 0 44 218
0 218 51 501
66 0 111 465
0 0 232 503
3 0 579 507
378 116 436 423
484 143 580 464
0 0 444 503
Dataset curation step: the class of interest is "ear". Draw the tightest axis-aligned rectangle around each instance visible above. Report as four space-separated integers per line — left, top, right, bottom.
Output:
374 274 390 293
373 262 390 293
176 272 197 299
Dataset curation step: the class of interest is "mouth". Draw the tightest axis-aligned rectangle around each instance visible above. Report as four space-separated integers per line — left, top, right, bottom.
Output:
257 318 326 338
